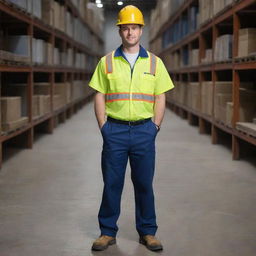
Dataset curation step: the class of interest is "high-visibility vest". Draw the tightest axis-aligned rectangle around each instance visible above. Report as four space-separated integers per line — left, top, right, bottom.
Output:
89 48 174 121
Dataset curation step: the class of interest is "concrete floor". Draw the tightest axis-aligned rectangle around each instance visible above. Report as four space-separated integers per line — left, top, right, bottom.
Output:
0 102 256 256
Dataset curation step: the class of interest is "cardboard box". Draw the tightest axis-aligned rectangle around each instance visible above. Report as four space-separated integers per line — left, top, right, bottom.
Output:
238 28 256 57
54 83 71 104
32 0 42 19
188 82 200 111
215 93 232 122
5 35 31 58
1 97 21 123
201 81 213 116
53 1 60 30
53 95 62 110
7 84 27 116
34 83 50 95
214 34 233 61
42 0 54 26
33 95 51 117
201 49 212 63
190 49 199 66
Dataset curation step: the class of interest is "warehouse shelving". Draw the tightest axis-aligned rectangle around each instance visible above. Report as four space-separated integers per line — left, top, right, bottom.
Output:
150 0 256 160
0 0 103 168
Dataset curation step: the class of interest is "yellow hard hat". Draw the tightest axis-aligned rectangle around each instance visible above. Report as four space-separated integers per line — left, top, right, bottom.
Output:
116 5 145 26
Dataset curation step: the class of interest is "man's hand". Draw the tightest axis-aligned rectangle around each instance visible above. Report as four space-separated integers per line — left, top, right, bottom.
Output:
94 92 106 129
153 93 166 130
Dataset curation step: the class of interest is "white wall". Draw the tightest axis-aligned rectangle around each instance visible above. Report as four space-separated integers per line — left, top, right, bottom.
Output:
103 10 150 54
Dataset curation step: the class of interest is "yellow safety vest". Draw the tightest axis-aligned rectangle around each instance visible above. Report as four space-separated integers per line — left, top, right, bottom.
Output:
89 46 174 121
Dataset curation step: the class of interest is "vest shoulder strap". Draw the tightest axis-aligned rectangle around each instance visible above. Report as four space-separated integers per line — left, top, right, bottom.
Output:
105 51 114 74
149 52 157 76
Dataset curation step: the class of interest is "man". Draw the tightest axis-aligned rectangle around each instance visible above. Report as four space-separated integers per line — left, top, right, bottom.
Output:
89 5 174 252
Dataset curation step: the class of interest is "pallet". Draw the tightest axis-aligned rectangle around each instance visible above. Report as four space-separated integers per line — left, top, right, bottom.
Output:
215 59 233 64
234 54 256 63
2 117 29 133
2 0 31 16
236 122 256 138
0 50 30 65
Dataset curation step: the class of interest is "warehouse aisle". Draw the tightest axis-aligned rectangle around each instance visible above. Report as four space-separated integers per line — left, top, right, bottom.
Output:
0 103 256 256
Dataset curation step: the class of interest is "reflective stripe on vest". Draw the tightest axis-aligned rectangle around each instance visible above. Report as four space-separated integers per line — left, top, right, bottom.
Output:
149 53 157 76
106 93 155 103
105 51 157 75
105 52 113 74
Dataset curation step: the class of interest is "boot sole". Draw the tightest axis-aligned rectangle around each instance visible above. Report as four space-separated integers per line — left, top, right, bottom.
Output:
91 239 116 251
139 237 163 251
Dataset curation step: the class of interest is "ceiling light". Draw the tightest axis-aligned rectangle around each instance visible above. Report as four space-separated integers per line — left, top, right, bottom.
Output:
96 3 103 8
117 1 123 5
95 0 101 4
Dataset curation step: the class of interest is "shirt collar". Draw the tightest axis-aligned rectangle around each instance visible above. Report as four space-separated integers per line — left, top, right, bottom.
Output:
114 45 148 58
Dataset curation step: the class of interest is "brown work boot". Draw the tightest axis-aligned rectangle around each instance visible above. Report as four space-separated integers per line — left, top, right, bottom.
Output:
91 235 116 251
139 235 163 251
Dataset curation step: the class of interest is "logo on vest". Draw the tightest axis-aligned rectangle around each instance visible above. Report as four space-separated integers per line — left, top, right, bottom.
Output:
143 72 155 76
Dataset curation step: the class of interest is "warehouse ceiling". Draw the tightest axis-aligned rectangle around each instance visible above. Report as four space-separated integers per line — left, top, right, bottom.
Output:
89 0 157 11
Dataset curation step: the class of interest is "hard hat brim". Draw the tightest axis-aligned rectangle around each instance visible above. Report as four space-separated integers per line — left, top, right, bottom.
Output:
116 21 145 26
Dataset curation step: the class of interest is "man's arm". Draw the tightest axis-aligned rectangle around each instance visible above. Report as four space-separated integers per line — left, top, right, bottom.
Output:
94 92 106 129
153 93 166 129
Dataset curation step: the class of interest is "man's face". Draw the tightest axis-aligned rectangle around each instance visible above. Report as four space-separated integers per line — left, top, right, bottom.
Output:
119 24 143 47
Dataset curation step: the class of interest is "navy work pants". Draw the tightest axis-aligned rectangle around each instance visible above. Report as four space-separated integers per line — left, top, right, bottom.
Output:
98 119 158 237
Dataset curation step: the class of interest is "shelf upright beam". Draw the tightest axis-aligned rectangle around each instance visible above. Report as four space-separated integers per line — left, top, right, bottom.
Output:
211 70 218 145
27 23 33 149
232 69 240 160
199 72 206 134
233 13 240 58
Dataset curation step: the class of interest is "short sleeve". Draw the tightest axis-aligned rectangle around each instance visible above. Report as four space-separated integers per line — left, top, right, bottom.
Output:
89 58 107 94
154 58 174 95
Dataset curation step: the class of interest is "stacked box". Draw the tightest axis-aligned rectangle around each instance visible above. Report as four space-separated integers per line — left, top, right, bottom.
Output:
42 0 54 26
201 49 212 63
65 11 74 38
34 83 50 95
53 95 63 110
238 28 256 57
179 82 188 105
187 82 200 111
1 97 21 123
214 35 233 61
5 35 31 58
32 38 45 64
32 95 50 117
213 0 225 16
1 96 28 132
189 6 199 33
160 0 173 28
190 49 199 66
59 4 65 32
215 93 232 123
199 0 213 25
201 81 213 116
53 1 60 30
72 80 87 101
8 84 27 116
239 88 256 122
32 0 42 19
67 48 73 67
214 82 232 122
54 48 60 65
46 43 53 65
54 83 71 105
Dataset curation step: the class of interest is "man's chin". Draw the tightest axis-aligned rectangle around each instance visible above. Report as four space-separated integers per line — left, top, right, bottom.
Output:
124 41 139 47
